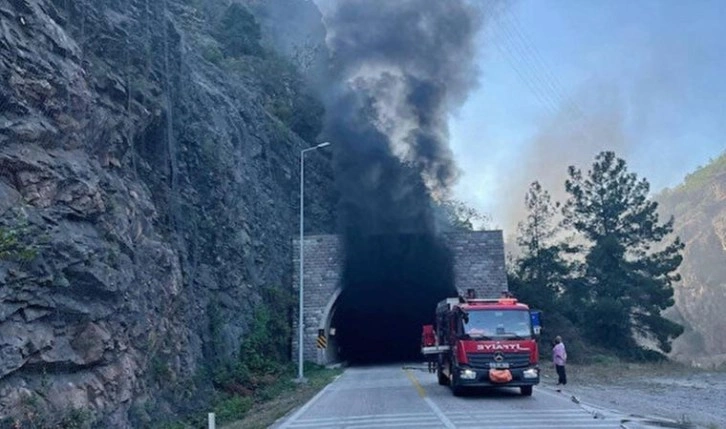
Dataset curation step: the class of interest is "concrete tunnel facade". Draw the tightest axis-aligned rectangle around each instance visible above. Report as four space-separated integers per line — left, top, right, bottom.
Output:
291 231 509 365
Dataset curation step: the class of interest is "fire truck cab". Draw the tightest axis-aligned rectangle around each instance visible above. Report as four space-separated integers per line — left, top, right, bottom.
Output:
422 295 542 396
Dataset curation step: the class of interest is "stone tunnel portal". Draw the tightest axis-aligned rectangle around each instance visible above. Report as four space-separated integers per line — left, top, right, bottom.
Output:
292 231 508 366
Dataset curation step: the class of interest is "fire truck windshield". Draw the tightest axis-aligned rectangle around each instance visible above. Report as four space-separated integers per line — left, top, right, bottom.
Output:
462 309 532 339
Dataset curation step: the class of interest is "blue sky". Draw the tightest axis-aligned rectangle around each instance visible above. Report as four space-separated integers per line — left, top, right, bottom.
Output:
450 0 726 232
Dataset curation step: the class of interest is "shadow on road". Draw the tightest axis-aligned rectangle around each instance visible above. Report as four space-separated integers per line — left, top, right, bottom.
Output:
447 386 533 399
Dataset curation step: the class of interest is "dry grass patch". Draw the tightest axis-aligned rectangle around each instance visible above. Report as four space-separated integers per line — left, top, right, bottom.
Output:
221 365 341 429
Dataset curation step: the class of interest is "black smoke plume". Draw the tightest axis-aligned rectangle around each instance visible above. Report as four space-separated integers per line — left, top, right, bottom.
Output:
320 0 482 363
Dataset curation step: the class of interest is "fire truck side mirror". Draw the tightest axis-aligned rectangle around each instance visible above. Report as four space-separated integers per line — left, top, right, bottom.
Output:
530 310 542 337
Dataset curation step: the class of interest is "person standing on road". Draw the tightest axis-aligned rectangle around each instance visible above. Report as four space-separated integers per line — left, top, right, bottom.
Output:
553 335 567 391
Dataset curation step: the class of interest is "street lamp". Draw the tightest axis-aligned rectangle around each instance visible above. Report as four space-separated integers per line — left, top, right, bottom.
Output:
298 141 332 381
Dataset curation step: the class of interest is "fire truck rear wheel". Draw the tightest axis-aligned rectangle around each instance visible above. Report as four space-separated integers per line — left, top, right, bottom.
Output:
437 367 448 385
520 386 533 396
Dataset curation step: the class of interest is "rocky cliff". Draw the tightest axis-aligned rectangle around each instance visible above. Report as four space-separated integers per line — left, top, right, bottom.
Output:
658 153 726 367
0 0 335 426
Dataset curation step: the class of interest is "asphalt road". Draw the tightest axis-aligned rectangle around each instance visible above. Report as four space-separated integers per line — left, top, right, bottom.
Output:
272 364 664 429
274 365 622 429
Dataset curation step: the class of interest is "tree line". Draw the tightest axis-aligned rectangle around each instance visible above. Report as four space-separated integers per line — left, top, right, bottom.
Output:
508 151 684 361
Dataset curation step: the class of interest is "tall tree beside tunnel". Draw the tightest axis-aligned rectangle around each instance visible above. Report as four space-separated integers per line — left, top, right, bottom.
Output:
510 181 568 312
562 151 684 357
438 199 491 231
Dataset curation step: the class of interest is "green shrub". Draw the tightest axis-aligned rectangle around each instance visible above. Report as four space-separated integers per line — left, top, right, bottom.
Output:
239 304 284 375
628 347 668 363
206 284 295 394
590 354 621 366
155 422 188 429
214 4 263 58
213 396 253 424
257 377 295 402
10 394 93 429
201 43 224 66
678 151 726 193
208 6 325 142
58 408 93 429
287 91 324 143
151 355 172 383
256 54 324 142
0 223 38 262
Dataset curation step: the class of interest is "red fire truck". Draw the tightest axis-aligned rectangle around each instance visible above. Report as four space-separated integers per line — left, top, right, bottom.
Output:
422 295 542 396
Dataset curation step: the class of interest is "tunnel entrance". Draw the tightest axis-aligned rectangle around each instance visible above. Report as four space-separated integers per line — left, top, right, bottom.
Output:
330 234 456 364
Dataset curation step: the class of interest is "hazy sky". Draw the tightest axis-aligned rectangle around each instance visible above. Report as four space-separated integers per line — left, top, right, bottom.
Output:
450 0 726 232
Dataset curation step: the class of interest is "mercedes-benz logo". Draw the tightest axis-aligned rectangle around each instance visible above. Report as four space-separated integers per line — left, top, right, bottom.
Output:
494 352 504 362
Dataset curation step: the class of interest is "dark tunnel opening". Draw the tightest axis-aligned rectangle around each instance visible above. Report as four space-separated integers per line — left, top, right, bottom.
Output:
331 234 456 364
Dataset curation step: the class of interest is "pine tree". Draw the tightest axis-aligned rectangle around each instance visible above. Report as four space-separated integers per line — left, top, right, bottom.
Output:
562 151 683 356
511 181 567 311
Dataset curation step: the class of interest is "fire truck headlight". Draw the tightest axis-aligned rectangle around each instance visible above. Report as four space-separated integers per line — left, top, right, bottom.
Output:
523 368 539 379
460 369 477 380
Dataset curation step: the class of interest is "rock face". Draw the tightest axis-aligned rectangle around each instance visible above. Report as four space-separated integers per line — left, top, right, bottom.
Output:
657 155 726 367
0 0 334 426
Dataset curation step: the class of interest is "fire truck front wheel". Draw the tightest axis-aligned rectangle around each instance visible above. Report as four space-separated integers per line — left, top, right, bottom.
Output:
449 363 465 396
450 381 465 396
520 385 533 396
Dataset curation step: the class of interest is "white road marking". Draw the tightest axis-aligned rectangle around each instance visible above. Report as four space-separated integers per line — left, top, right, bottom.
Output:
446 409 587 414
288 415 437 427
331 423 441 429
423 396 457 429
278 377 339 429
292 412 432 423
449 415 605 421
404 369 457 428
302 421 441 429
288 420 440 428
455 424 617 429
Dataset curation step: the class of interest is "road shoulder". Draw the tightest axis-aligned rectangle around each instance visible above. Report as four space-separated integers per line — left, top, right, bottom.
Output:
222 367 342 429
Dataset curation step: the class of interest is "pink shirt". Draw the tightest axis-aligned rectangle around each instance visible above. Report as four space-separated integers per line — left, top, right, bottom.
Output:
553 343 567 366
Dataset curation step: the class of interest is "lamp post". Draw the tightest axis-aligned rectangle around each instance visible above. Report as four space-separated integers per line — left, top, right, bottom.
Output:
298 141 332 381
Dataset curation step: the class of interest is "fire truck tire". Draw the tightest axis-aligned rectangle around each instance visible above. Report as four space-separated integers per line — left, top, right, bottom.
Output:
451 382 464 396
437 367 448 386
448 362 464 395
520 386 533 396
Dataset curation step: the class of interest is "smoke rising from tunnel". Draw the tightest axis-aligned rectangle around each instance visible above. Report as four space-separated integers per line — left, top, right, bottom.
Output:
323 0 481 199
319 0 483 362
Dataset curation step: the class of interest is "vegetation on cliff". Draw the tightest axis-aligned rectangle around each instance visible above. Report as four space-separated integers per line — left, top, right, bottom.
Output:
656 151 726 366
205 3 325 143
662 152 726 197
0 0 334 427
0 221 37 263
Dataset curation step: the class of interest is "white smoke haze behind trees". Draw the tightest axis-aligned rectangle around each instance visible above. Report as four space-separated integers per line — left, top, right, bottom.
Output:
500 82 632 237
454 0 725 241
499 62 711 240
